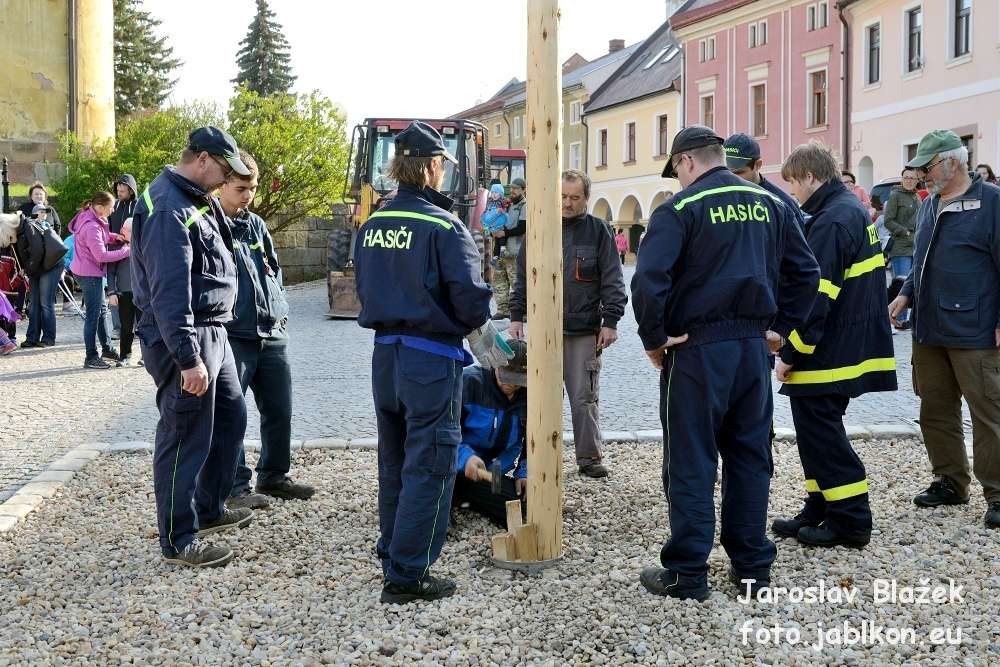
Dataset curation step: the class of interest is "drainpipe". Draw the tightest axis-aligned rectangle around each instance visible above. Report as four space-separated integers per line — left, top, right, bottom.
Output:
503 111 512 149
68 0 78 133
839 4 851 170
581 113 589 172
679 44 686 127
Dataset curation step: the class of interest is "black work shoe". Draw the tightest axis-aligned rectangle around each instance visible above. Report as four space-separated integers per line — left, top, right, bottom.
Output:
797 524 870 549
772 512 823 538
84 356 112 370
36 341 54 348
256 478 316 500
197 507 253 537
20 341 39 348
639 566 710 601
380 575 457 604
163 540 234 568
101 349 120 361
985 501 1000 529
578 462 609 478
228 491 271 510
913 478 969 508
729 567 770 598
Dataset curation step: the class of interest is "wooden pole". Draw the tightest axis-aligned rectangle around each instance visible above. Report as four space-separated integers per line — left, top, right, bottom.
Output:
524 0 563 561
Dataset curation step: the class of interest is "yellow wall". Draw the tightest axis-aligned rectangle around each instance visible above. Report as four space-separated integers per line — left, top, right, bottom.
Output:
587 91 682 225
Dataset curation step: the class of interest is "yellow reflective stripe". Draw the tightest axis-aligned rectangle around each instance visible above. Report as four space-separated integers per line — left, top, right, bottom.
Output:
183 206 210 229
818 279 841 299
784 357 896 384
672 185 784 211
843 253 885 280
788 330 816 354
249 241 262 250
142 188 153 215
804 478 869 501
369 209 453 230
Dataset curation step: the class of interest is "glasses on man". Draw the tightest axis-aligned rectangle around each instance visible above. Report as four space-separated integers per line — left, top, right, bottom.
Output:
210 155 235 181
916 157 948 175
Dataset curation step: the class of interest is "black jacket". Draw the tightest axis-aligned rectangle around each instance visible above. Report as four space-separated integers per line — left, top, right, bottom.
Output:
511 212 627 334
632 166 819 350
108 174 139 235
225 208 289 340
18 202 60 235
131 167 237 370
779 179 897 397
901 175 1000 349
760 174 805 228
354 183 492 346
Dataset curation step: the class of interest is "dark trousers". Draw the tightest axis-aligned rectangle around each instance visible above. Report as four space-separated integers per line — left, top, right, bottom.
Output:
789 395 872 536
372 342 462 586
228 335 293 495
25 264 61 345
117 291 142 359
78 276 112 358
142 325 247 556
453 475 522 528
659 338 776 582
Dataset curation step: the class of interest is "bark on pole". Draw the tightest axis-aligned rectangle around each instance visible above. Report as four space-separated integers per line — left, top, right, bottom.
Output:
524 0 563 561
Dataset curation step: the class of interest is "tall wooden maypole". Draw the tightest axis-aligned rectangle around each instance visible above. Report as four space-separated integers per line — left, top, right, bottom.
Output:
491 0 563 568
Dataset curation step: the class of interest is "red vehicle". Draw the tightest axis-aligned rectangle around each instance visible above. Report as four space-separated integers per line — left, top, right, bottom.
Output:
489 148 526 192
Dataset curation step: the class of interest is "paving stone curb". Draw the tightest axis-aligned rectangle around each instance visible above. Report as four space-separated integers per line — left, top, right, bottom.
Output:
0 423 931 535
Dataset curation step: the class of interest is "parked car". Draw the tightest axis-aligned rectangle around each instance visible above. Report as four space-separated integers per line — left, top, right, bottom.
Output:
870 177 901 213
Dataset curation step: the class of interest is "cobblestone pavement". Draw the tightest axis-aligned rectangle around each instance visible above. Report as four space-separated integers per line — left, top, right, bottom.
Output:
1 267 931 501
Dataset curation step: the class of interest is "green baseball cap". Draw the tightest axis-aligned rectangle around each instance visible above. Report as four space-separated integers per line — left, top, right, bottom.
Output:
906 130 963 169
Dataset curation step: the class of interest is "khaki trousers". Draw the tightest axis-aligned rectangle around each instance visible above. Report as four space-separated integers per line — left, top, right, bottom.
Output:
912 341 1000 501
563 333 603 464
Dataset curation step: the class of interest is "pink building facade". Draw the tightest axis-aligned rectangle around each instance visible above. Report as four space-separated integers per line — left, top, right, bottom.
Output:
671 0 845 188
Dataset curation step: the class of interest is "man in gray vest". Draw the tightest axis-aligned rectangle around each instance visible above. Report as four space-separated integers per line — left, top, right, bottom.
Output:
491 178 527 320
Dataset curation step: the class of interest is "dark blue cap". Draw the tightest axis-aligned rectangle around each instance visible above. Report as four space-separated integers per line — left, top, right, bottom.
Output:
395 121 458 164
723 133 761 169
187 126 251 176
662 125 725 178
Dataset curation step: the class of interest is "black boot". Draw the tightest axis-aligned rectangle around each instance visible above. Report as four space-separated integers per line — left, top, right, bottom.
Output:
797 523 870 548
913 478 969 508
639 567 710 601
380 575 456 604
985 501 1000 529
729 567 770 598
772 512 823 538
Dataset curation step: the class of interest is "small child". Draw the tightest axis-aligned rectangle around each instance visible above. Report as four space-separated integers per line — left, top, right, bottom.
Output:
481 184 510 236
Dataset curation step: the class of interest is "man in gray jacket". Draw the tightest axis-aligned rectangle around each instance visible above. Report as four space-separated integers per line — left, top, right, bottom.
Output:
890 130 1000 529
509 169 627 478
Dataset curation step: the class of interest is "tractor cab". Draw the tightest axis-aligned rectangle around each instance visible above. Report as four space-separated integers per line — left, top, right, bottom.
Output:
489 148 527 195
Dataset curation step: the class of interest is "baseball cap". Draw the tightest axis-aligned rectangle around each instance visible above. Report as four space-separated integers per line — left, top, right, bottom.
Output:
723 133 761 169
187 126 251 176
906 130 964 169
662 125 725 178
31 204 51 215
395 121 458 164
496 338 528 386
511 177 526 189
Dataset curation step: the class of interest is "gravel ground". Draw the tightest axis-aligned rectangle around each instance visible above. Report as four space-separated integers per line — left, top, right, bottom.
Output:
1 439 998 666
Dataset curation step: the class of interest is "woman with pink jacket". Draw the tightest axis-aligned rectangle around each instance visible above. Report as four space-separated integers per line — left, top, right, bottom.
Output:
69 192 131 369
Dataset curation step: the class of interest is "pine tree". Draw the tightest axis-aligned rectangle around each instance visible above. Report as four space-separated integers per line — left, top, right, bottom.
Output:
232 0 297 96
113 0 182 118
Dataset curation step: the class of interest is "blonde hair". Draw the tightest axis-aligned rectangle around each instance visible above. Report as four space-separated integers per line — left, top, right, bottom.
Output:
781 141 840 183
388 155 436 188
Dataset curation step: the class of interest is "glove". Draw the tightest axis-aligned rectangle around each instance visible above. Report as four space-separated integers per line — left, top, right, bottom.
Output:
466 320 515 369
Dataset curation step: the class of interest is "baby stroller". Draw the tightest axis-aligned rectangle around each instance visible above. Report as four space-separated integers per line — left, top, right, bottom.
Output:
0 255 23 352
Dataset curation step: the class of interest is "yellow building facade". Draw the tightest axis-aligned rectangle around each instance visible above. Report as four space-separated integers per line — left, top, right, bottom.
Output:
0 0 114 183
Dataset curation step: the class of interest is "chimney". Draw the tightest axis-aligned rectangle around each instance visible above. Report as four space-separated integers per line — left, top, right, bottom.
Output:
609 39 625 53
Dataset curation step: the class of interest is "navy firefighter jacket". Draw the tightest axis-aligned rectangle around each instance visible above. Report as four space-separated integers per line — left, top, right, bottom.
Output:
354 183 492 349
778 179 897 398
457 366 528 479
131 167 237 370
632 166 820 350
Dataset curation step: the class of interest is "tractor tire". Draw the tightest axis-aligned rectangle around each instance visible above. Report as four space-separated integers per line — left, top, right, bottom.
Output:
327 228 352 272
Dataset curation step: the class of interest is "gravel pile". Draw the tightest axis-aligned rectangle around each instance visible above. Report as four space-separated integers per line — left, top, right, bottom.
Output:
1 439 998 665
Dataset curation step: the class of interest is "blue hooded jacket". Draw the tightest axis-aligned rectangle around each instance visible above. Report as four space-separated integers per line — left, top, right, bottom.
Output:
456 365 527 479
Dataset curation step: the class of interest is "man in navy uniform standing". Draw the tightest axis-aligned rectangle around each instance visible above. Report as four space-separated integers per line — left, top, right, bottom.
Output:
632 126 820 600
131 127 254 568
724 133 805 228
354 121 511 604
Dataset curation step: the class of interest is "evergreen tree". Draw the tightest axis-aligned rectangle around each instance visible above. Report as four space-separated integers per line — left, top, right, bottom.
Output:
232 0 297 96
113 0 181 118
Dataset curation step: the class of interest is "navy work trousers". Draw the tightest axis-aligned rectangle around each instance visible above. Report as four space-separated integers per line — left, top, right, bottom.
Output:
228 335 293 495
659 338 776 582
372 342 462 586
790 394 872 536
142 325 247 556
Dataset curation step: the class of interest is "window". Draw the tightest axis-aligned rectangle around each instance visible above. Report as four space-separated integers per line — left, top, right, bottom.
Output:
807 2 828 31
819 2 828 28
598 129 608 166
513 115 523 139
569 100 582 125
701 95 715 129
569 142 582 170
749 21 767 47
657 115 670 156
906 7 922 72
866 23 881 84
905 143 919 163
624 122 636 162
644 47 669 70
809 69 828 127
807 5 816 31
751 84 766 137
699 36 716 62
494 123 501 138
953 0 971 58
